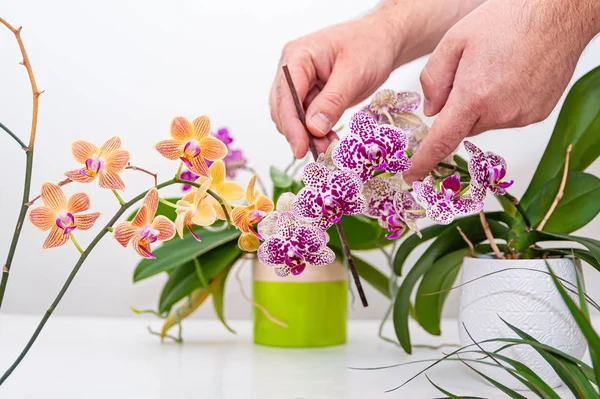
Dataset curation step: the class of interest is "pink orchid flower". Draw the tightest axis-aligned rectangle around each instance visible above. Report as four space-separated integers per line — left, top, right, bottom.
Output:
464 141 514 201
64 137 130 191
113 189 175 259
28 183 101 249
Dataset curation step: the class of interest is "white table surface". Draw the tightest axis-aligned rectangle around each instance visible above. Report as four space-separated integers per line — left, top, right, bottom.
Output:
0 315 578 399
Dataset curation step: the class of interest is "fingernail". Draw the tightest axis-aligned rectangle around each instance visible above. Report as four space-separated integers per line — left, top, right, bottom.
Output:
309 112 332 135
423 99 432 116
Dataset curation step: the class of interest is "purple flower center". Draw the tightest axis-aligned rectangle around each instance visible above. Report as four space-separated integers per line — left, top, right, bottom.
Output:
441 175 461 202
79 154 103 177
56 211 76 234
488 165 514 189
181 141 201 167
284 246 306 276
367 143 388 171
385 214 406 240
320 194 343 224
139 225 159 246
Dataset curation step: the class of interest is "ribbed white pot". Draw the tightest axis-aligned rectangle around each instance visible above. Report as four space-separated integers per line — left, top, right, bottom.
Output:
458 257 587 390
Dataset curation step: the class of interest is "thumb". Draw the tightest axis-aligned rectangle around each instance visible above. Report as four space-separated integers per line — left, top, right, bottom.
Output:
403 93 478 184
305 62 362 137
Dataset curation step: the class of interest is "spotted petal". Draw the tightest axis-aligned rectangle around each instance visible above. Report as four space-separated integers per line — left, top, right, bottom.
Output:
41 182 67 212
386 156 411 174
302 162 330 189
42 226 70 249
67 192 91 214
275 212 299 240
391 91 421 113
293 225 326 254
74 212 101 231
342 194 366 215
330 170 362 201
452 197 485 216
331 135 370 182
71 140 99 164
425 202 455 225
376 125 408 154
363 178 396 219
413 177 441 208
464 141 483 158
257 211 279 240
350 111 378 143
292 188 320 221
305 247 335 266
257 235 287 266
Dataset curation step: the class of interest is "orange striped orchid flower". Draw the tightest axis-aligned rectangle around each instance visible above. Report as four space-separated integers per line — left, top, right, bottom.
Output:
232 175 274 252
174 177 218 240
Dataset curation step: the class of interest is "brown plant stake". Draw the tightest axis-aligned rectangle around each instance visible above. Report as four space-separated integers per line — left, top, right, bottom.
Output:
282 64 368 307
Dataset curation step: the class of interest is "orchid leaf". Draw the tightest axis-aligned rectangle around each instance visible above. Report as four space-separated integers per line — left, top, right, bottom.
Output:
513 231 600 268
328 214 393 250
530 248 600 271
126 197 181 222
393 212 510 276
133 227 240 282
161 288 210 339
522 66 600 208
333 249 390 299
546 265 600 393
393 217 511 353
527 172 600 233
415 249 464 335
459 358 528 399
426 376 464 399
159 241 242 313
270 166 293 203
211 264 236 334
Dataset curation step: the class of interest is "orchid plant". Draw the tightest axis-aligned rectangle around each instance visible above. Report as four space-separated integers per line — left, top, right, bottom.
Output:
1 15 600 389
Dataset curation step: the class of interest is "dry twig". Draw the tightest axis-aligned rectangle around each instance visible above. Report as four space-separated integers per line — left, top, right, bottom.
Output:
479 211 505 259
456 226 475 257
126 164 158 186
537 144 572 231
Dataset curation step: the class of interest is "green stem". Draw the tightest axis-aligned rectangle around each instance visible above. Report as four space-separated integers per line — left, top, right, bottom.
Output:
438 161 466 174
111 190 125 206
0 121 27 149
504 192 532 230
0 178 185 385
69 234 84 255
0 150 33 310
175 162 183 180
158 197 179 209
193 258 209 289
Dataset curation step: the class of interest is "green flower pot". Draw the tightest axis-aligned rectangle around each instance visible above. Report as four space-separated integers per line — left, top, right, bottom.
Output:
252 260 347 348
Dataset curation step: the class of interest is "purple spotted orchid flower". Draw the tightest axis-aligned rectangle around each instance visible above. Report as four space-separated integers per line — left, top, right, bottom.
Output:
465 141 514 201
363 177 425 239
292 162 366 230
413 175 484 225
332 112 411 183
257 212 335 277
363 90 422 129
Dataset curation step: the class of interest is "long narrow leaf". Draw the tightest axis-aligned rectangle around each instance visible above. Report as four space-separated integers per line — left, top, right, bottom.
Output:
458 357 528 399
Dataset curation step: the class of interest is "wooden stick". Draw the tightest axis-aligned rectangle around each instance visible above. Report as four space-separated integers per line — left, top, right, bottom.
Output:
537 144 572 231
479 211 505 259
282 64 368 307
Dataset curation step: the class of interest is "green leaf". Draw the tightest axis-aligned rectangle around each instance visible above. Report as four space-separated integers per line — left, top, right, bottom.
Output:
133 227 240 282
530 248 600 271
393 217 511 353
211 264 236 334
526 172 600 232
270 166 294 204
159 241 242 313
459 358 529 399
393 212 510 276
415 250 464 335
291 180 304 194
547 264 600 393
502 319 599 398
328 215 393 251
426 376 462 399
522 66 600 208
333 249 390 299
513 231 600 267
126 197 181 222
453 154 468 171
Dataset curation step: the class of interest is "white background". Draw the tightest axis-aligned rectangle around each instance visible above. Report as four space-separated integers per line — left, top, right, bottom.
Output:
0 0 599 323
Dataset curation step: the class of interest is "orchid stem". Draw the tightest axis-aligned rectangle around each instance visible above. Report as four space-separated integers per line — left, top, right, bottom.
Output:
158 197 179 209
111 190 125 206
0 121 27 149
0 178 208 385
70 234 84 255
0 18 43 311
282 64 368 307
175 162 184 180
503 192 532 230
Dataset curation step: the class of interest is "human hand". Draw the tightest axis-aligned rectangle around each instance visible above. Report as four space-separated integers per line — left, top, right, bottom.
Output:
404 0 600 183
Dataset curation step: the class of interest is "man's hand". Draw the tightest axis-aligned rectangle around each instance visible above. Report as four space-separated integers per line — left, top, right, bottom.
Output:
270 0 484 158
404 0 600 183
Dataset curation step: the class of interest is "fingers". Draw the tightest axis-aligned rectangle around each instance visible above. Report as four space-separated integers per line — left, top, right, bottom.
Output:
403 91 479 184
420 36 465 117
305 60 362 139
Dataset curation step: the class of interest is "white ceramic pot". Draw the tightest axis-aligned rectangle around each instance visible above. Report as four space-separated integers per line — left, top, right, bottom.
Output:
458 257 587 390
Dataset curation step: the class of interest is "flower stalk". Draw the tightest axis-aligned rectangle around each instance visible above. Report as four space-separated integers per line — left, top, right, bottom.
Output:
0 18 44 310
282 64 368 307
